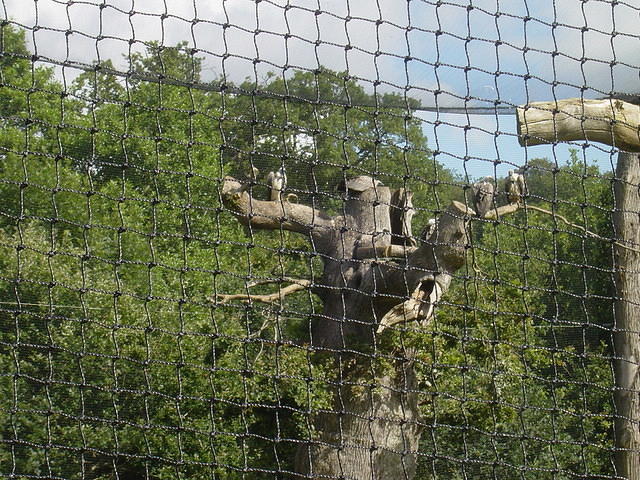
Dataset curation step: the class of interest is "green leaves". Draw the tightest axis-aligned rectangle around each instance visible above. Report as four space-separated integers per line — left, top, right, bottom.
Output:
0 24 618 478
412 157 616 478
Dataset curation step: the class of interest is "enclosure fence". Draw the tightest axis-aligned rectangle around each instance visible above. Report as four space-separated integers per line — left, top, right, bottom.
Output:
1 1 639 479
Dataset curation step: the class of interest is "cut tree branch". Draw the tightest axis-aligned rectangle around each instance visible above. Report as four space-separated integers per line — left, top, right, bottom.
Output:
221 177 333 234
482 202 520 220
517 98 640 152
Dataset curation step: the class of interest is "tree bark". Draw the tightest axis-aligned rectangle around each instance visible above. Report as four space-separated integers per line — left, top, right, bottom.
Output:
613 152 640 480
517 98 640 152
294 365 423 479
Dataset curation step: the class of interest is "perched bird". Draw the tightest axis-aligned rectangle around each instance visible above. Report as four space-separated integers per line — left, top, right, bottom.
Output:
390 189 417 246
336 175 383 195
505 169 526 204
420 218 437 241
266 166 287 201
472 177 495 217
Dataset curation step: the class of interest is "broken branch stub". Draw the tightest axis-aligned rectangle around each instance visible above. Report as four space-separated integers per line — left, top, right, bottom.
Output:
377 274 450 333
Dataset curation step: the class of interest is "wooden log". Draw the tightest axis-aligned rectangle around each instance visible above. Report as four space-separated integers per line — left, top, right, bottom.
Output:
517 98 640 152
613 152 640 480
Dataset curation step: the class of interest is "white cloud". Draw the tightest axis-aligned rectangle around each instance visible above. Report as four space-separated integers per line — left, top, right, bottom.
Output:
1 0 638 103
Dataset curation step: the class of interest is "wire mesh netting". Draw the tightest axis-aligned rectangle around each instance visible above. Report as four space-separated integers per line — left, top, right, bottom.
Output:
1 0 639 479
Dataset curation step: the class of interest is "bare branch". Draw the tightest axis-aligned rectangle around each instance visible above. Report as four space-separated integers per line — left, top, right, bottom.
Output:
527 205 640 254
247 276 308 288
212 279 312 305
221 177 333 235
483 200 640 254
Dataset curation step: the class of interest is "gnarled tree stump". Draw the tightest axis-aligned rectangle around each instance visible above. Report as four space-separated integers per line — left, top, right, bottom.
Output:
220 174 510 479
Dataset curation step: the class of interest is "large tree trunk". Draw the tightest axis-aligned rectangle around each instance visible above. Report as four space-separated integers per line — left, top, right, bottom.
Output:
613 152 640 480
294 362 422 479
297 186 423 478
297 200 471 478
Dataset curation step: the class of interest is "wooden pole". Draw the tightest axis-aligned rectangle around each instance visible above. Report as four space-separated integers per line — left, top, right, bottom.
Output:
517 99 640 152
517 98 640 478
613 152 640 480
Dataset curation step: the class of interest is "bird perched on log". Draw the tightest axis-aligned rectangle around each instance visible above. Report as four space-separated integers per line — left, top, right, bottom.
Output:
390 188 417 246
420 218 437 241
505 169 526 204
336 175 383 195
471 177 495 217
266 166 287 201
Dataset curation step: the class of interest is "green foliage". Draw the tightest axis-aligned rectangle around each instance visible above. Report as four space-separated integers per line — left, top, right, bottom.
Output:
410 153 616 479
0 25 616 479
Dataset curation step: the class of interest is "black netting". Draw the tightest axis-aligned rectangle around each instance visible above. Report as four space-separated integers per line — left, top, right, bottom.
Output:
1 1 639 479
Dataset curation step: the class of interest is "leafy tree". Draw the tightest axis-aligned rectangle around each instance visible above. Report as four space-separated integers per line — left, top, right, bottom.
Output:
0 24 618 479
412 155 616 478
0 31 332 479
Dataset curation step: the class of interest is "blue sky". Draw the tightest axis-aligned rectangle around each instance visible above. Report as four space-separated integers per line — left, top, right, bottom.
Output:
6 0 637 102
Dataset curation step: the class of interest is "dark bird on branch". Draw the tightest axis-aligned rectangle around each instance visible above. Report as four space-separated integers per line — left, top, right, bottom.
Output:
471 177 495 217
505 169 526 204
